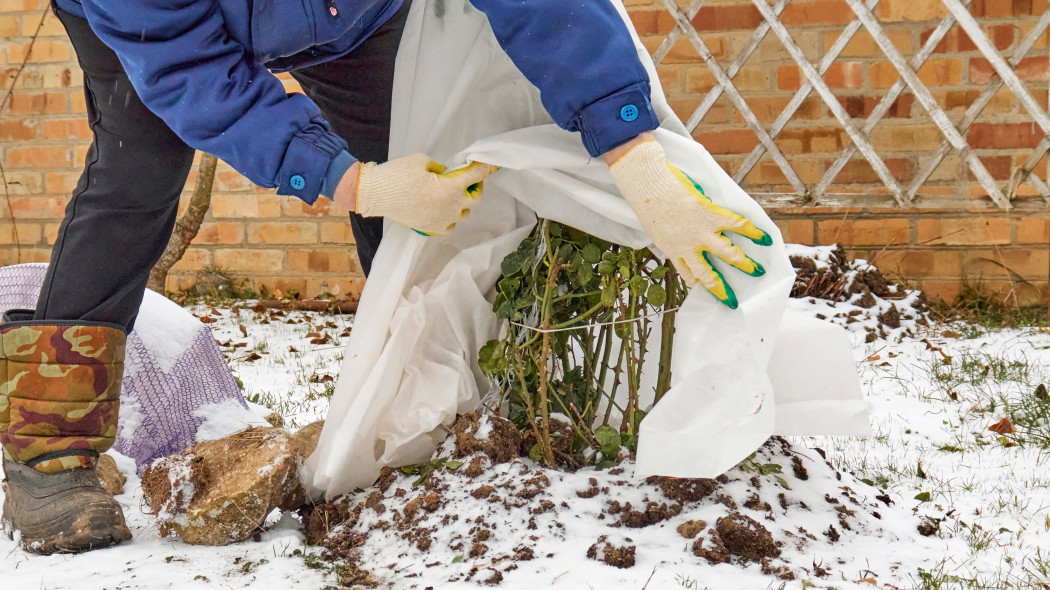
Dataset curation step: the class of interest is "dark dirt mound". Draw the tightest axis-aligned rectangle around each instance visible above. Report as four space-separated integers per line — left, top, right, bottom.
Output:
452 412 522 464
519 417 575 458
789 244 929 341
587 536 636 568
716 513 781 561
648 475 719 503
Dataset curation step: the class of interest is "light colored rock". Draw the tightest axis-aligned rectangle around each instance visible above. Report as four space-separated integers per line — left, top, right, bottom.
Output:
140 426 303 545
292 420 324 460
96 454 126 496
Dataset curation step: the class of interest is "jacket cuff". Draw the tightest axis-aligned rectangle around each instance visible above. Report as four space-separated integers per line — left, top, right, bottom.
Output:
575 82 660 158
276 130 348 205
319 151 356 201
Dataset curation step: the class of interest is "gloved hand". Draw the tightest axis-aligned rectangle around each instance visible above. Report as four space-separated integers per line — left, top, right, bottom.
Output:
355 154 498 235
609 139 772 309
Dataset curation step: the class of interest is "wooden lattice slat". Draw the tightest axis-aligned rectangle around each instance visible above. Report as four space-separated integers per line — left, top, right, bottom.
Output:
650 0 1050 208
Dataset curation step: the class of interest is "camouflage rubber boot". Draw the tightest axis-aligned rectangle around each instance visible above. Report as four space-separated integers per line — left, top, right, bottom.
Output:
0 311 131 553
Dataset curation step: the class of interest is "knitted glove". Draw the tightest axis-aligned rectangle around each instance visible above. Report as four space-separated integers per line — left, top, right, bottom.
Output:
355 154 497 236
609 139 772 309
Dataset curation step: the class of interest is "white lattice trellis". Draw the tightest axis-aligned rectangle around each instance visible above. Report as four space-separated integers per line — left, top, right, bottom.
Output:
652 0 1050 209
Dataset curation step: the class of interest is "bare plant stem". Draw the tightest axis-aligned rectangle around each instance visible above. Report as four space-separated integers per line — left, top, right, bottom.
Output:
654 265 679 404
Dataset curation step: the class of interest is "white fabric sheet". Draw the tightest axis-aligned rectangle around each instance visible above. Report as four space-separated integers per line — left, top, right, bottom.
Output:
307 0 870 497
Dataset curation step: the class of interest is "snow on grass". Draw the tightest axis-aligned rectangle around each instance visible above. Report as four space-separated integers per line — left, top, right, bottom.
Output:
2 293 1049 589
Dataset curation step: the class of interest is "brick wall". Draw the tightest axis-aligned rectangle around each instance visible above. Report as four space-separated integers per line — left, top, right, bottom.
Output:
1 0 1048 304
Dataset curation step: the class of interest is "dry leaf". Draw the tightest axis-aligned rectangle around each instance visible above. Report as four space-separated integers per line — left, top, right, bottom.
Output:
866 354 881 362
288 346 299 353
988 417 1017 434
856 578 878 586
305 332 321 339
233 342 247 349
199 316 217 324
245 352 262 362
239 325 248 337
309 337 329 345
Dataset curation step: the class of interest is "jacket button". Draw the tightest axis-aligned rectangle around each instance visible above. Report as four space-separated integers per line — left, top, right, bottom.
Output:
620 104 639 122
290 174 306 190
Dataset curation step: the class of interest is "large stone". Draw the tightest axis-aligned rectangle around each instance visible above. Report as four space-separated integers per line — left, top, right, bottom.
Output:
96 454 126 497
140 426 304 545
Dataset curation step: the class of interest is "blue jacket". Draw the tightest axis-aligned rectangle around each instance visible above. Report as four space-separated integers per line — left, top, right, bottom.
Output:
59 0 659 204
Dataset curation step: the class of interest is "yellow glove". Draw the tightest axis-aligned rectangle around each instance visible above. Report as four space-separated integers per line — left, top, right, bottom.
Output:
355 154 498 236
609 139 772 309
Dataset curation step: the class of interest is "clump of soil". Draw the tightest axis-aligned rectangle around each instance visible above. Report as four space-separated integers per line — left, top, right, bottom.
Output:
451 412 522 464
677 519 707 539
587 536 636 568
716 513 781 560
647 475 719 503
692 530 730 564
619 502 682 528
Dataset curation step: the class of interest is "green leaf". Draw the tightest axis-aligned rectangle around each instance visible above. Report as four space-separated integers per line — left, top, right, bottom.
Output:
601 287 617 308
444 460 463 470
647 283 667 307
501 252 522 277
914 492 932 502
597 260 615 276
529 443 543 463
595 460 617 470
650 265 669 281
549 223 562 237
582 243 602 264
452 555 465 564
495 299 516 320
774 475 791 490
577 264 594 286
595 425 621 457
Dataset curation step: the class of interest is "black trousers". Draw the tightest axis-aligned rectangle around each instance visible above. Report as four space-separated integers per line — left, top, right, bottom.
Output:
35 3 409 332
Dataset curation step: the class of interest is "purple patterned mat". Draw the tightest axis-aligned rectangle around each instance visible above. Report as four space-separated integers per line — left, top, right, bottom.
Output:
0 263 250 472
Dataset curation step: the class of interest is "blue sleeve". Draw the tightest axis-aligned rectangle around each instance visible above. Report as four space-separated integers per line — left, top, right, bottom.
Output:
468 0 660 157
79 0 353 204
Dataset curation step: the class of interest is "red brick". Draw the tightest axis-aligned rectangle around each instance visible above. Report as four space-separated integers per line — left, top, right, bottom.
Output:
838 93 914 119
195 221 244 245
823 62 863 89
0 222 42 245
210 193 281 218
247 222 318 244
7 196 67 219
691 4 763 31
994 249 1050 279
0 119 37 140
287 249 356 274
818 218 910 246
773 219 815 245
44 170 81 193
781 0 854 25
1014 56 1049 82
169 248 211 272
967 123 1044 149
692 129 759 154
306 277 365 299
833 158 913 183
213 249 284 271
916 218 1011 245
870 62 900 88
5 91 65 115
775 65 802 91
320 221 355 244
5 145 68 167
916 58 963 86
41 118 91 140
629 10 671 36
878 0 949 20
1017 217 1050 244
825 28 914 58
874 249 964 278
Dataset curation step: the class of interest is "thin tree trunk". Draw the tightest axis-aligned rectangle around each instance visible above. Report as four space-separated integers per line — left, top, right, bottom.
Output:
147 152 219 292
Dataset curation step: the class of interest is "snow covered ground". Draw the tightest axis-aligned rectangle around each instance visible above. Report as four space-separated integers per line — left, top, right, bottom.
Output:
3 291 1049 589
